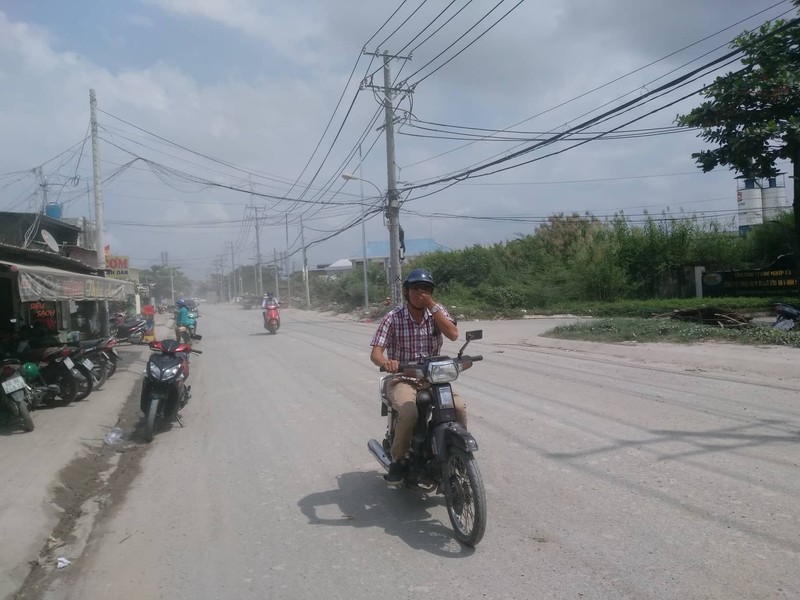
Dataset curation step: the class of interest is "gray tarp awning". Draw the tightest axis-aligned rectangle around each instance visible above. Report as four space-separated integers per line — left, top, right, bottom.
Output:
0 260 135 302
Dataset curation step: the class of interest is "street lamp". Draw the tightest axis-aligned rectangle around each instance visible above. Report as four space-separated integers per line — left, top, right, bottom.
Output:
342 172 380 311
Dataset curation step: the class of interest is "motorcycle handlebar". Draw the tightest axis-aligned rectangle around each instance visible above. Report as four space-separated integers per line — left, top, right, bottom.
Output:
379 355 483 373
191 349 203 354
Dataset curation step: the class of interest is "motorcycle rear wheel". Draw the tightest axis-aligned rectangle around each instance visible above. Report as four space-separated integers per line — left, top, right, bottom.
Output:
443 448 487 547
48 370 77 406
73 365 94 401
91 358 109 390
144 400 158 442
19 401 34 432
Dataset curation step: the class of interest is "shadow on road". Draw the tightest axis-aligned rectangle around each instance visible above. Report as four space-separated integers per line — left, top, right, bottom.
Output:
297 470 474 557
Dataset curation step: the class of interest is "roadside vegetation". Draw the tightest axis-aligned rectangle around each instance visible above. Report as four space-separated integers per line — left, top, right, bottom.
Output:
308 5 800 349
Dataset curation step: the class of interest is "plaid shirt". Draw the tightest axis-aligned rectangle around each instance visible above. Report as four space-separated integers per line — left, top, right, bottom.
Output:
370 304 455 363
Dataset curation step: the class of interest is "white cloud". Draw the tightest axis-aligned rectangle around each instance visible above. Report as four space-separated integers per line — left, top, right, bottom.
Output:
0 1 793 277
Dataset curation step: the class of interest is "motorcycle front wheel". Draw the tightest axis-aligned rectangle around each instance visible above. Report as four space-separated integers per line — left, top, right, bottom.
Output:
443 448 487 547
18 400 34 432
144 399 159 442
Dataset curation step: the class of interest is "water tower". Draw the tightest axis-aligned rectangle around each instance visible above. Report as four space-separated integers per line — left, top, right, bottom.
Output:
736 178 763 235
761 175 786 221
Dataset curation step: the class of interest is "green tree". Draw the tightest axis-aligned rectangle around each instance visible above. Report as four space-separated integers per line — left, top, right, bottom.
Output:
676 9 800 243
140 266 191 303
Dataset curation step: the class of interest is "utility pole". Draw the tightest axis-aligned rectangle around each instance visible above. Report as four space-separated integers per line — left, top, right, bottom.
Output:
300 215 310 310
251 205 263 296
358 144 369 310
90 89 109 335
285 215 291 304
273 249 280 299
230 242 237 298
220 255 226 303
170 267 175 304
363 50 411 307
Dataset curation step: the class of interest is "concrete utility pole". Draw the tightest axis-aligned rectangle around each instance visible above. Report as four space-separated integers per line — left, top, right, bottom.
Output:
363 50 411 307
251 205 263 296
358 144 369 310
90 89 109 335
220 256 226 303
90 89 106 271
285 215 291 304
300 215 310 310
273 249 280 298
229 242 237 298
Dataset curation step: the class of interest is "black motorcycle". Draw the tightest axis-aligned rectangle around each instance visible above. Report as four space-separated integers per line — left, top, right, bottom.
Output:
773 303 800 331
1 359 35 431
140 339 201 442
111 316 147 344
67 338 113 390
14 344 78 406
368 330 487 546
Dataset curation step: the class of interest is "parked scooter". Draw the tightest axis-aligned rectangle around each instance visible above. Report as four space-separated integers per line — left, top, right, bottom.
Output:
773 303 800 331
367 330 487 546
140 338 202 442
0 359 35 431
67 337 114 390
263 302 280 334
14 343 78 406
111 315 147 344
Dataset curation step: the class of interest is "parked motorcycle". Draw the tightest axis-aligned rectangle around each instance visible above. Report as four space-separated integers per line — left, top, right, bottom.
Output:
1 359 35 431
367 330 487 546
63 345 96 401
102 337 121 377
111 316 147 344
67 337 114 390
773 303 800 331
140 338 202 442
263 302 280 334
15 343 78 406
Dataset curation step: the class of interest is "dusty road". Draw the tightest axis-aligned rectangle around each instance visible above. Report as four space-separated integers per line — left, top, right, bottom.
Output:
4 304 800 599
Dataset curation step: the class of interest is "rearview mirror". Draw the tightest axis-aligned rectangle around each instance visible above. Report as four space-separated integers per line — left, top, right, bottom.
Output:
465 330 483 341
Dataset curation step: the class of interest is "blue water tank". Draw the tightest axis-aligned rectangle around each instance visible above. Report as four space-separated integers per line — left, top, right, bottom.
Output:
45 203 62 220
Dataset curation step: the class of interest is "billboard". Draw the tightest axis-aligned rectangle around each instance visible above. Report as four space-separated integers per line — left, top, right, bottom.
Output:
106 255 129 278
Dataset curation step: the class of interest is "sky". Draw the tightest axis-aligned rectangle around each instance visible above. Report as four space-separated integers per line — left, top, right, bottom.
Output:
0 0 796 281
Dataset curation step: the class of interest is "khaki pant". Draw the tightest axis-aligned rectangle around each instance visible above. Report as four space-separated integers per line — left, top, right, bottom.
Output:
175 326 191 345
388 380 467 462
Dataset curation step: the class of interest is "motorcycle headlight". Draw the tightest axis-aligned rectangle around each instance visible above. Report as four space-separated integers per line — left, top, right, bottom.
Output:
427 359 459 384
147 362 161 379
161 365 181 380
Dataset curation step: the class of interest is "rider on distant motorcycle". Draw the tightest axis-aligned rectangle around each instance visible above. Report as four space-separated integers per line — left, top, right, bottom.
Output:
369 268 467 485
174 299 195 344
262 292 278 309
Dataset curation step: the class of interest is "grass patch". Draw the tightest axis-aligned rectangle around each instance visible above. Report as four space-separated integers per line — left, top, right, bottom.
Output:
545 317 800 347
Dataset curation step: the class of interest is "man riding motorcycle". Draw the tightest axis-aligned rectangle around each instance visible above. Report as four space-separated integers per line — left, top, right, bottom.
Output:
369 268 467 485
174 298 195 345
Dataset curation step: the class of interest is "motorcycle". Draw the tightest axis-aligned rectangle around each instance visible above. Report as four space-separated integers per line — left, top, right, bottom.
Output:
140 338 202 442
367 330 487 546
1 359 35 432
263 302 280 334
67 337 114 390
14 343 78 406
773 303 800 331
111 316 147 344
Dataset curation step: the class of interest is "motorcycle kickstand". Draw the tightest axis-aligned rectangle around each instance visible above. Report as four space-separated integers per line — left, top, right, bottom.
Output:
175 413 184 427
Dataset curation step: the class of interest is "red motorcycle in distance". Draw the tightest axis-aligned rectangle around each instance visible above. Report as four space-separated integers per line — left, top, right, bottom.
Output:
263 302 281 334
